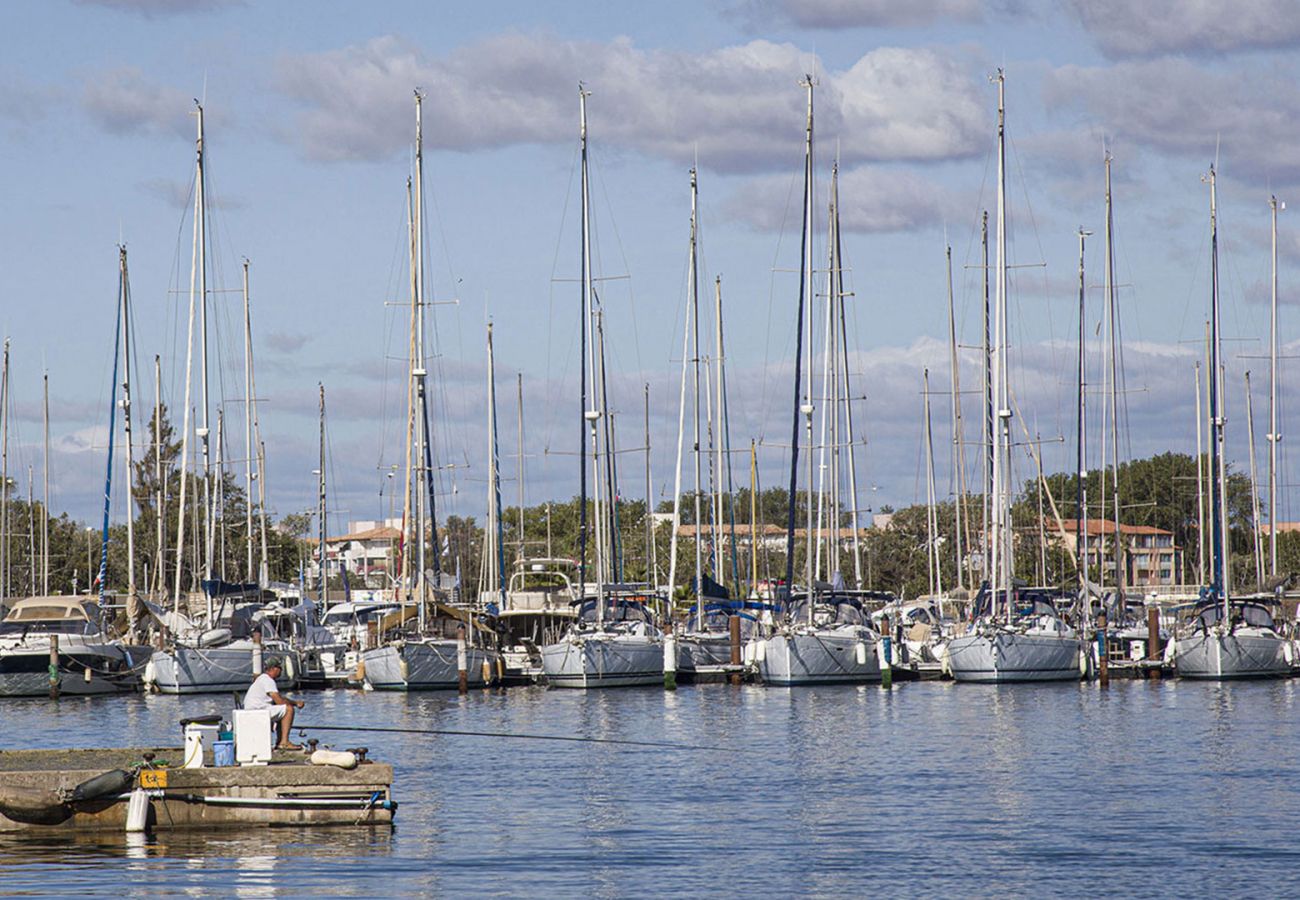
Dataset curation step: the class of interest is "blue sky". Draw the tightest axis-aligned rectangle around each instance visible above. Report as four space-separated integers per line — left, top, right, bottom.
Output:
2 0 1299 536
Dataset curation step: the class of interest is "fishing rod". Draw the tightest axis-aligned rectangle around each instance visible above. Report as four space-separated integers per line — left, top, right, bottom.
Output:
292 723 723 752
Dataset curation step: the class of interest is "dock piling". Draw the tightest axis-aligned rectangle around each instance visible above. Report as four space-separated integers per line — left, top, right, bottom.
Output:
48 634 59 700
456 625 468 694
729 616 742 685
1147 606 1162 680
1097 610 1109 686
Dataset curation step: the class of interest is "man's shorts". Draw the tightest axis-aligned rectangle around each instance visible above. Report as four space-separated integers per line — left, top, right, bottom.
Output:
268 704 288 721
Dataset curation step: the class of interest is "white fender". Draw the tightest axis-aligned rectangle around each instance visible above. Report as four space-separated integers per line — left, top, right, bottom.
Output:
855 641 868 666
1163 635 1177 666
309 749 358 769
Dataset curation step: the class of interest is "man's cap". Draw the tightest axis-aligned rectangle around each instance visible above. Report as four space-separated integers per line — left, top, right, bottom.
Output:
264 656 282 670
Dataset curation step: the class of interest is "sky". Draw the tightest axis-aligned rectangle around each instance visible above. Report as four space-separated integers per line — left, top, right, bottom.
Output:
2 0 1300 541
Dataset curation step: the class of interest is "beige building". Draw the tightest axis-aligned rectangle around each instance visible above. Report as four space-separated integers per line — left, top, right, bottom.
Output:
1052 518 1182 588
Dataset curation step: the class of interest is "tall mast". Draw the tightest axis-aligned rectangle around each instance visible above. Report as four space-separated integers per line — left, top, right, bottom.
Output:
243 265 270 587
644 383 655 590
577 84 605 626
1269 196 1282 578
577 83 593 610
981 210 992 585
837 183 863 587
114 246 138 602
486 324 506 604
42 373 49 597
1 338 8 603
990 70 1011 620
714 275 726 594
802 76 816 624
750 440 758 594
196 103 213 590
401 175 417 613
1076 228 1092 613
243 260 254 583
816 168 837 584
517 372 525 562
1246 371 1264 587
783 75 814 622
924 369 940 596
153 355 164 595
1207 165 1230 615
688 166 703 625
413 90 441 590
1102 153 1122 598
945 244 966 591
317 384 327 606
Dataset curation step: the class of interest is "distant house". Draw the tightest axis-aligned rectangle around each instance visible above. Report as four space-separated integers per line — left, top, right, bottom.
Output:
1051 518 1182 588
306 518 403 588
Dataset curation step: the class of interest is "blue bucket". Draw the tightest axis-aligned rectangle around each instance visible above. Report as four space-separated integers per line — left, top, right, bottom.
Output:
212 739 235 767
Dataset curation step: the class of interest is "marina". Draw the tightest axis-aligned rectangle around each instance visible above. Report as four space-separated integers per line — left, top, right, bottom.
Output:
4 680 1300 895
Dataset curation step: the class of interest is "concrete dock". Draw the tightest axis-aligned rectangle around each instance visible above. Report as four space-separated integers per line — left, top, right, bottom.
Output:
0 747 396 832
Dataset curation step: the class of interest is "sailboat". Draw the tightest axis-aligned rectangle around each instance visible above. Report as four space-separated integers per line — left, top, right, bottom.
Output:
361 91 497 691
665 170 748 680
945 71 1083 683
751 77 881 687
0 249 149 696
1171 166 1290 679
541 85 664 689
144 103 300 694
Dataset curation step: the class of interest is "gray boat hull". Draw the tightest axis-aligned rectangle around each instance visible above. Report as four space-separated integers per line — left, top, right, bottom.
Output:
947 630 1083 683
756 628 881 686
541 632 663 688
361 640 493 690
0 640 144 697
146 644 302 694
1173 627 1290 679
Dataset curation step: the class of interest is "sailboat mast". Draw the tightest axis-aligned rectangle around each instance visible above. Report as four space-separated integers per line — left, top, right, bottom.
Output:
1076 228 1091 609
577 85 605 626
991 70 1011 620
121 248 137 600
1103 153 1122 597
317 384 327 607
195 104 213 589
42 374 49 597
486 324 505 604
243 260 254 583
577 83 592 609
1269 196 1282 578
803 77 816 623
0 338 8 603
243 265 270 587
644 383 655 590
153 356 164 595
837 191 863 587
981 210 992 586
1207 165 1230 614
413 90 441 588
689 168 703 626
518 372 526 561
714 275 725 594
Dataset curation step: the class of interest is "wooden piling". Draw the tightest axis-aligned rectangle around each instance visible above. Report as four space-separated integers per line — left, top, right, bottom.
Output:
251 629 263 675
456 625 468 694
1097 610 1109 686
729 616 742 685
48 634 59 699
1147 606 1162 680
663 631 677 691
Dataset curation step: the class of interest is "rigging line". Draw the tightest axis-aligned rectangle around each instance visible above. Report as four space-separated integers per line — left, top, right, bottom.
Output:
291 723 725 752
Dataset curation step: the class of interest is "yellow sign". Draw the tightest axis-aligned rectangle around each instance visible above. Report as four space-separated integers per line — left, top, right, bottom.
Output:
139 769 168 789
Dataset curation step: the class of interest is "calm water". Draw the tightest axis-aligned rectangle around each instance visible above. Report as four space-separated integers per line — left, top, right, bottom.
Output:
2 678 1300 897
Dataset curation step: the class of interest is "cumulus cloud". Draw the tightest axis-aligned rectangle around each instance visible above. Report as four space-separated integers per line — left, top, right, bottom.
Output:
0 72 55 127
733 0 986 28
274 34 986 172
264 331 309 354
73 0 243 16
82 67 198 139
1069 0 1300 57
1044 58 1300 186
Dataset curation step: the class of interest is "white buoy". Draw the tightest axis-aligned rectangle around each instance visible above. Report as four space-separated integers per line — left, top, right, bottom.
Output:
855 641 868 665
125 788 150 833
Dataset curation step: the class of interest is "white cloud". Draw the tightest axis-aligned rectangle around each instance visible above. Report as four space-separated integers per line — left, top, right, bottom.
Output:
82 67 198 139
1044 58 1300 185
72 0 243 16
274 34 986 172
731 0 986 28
1069 0 1300 57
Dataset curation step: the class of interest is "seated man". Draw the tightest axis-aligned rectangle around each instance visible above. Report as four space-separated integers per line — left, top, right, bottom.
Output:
242 657 305 750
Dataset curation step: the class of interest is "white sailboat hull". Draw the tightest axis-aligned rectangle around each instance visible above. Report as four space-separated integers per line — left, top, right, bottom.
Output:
361 640 493 691
541 632 663 688
677 631 735 675
1173 627 1290 679
947 630 1082 683
146 644 301 694
756 628 881 686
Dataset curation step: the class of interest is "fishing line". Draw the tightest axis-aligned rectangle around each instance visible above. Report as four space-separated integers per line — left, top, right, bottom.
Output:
293 723 722 752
